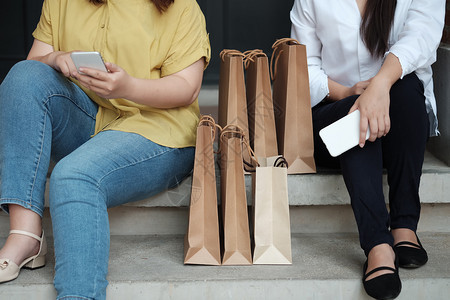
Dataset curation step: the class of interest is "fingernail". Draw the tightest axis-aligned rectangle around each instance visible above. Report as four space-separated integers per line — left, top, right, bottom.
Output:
359 143 364 148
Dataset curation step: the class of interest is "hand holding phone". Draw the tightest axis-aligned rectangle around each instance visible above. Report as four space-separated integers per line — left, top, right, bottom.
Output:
319 110 370 157
70 51 108 74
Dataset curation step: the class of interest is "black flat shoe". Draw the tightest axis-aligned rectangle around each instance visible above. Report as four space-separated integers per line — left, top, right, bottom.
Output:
362 257 402 300
394 234 428 268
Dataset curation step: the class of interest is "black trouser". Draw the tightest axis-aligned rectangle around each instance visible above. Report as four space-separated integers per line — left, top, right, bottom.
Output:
312 74 429 256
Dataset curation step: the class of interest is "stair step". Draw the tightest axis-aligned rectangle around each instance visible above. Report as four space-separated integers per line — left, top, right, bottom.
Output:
2 203 450 238
0 233 449 299
0 151 448 237
128 150 449 207
40 151 450 208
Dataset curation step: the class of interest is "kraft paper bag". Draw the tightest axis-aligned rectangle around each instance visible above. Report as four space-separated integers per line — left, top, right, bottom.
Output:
184 115 221 265
252 156 292 264
244 50 278 158
218 50 251 165
219 125 254 265
271 38 316 174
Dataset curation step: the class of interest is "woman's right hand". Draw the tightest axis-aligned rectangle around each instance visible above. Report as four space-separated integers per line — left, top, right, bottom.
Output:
27 40 77 78
47 51 78 78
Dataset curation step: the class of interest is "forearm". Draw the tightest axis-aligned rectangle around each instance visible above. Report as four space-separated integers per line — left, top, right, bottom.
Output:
327 78 351 101
28 51 59 68
370 53 402 90
125 75 200 109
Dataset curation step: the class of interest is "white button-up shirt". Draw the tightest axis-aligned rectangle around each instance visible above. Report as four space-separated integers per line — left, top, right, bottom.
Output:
291 0 446 136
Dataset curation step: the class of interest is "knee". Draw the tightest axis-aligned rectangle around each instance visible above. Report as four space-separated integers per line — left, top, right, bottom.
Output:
390 74 426 109
0 61 61 107
3 60 55 86
49 158 102 209
389 74 427 124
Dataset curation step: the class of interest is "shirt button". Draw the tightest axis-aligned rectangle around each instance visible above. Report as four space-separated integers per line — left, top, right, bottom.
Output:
100 24 105 29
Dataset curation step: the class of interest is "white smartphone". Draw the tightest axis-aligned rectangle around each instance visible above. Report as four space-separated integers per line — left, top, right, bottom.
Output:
319 110 370 157
70 51 108 74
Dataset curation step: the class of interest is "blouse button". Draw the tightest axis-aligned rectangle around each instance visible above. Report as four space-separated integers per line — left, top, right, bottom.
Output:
100 24 105 29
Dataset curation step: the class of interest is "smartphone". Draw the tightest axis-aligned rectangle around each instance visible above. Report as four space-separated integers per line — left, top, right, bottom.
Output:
70 51 108 74
319 110 370 157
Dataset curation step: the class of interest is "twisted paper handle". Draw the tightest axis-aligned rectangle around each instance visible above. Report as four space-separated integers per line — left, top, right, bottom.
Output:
270 38 301 80
220 49 245 62
198 115 222 146
243 49 265 69
274 156 289 168
220 124 259 171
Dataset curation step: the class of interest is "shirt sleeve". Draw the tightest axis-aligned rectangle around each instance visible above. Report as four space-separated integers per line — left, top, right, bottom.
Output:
290 0 329 107
32 0 53 45
161 1 211 77
388 0 445 78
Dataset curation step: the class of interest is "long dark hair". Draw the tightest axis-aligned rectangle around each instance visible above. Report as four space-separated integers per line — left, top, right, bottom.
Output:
89 0 174 13
360 0 397 58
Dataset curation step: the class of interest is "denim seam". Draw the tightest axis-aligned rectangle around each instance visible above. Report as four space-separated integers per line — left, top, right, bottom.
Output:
95 145 176 189
93 187 101 298
0 198 44 216
44 93 97 120
57 296 91 300
28 108 48 209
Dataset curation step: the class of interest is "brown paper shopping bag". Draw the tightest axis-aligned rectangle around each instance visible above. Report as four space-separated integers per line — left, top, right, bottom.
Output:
271 38 316 174
184 116 222 265
244 50 278 158
218 50 250 143
252 156 292 264
219 125 255 265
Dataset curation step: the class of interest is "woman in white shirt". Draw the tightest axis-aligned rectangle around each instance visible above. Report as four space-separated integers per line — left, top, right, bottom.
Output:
291 0 445 299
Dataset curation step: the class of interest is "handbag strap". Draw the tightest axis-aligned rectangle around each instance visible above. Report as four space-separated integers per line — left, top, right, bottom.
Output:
270 38 301 80
243 49 265 69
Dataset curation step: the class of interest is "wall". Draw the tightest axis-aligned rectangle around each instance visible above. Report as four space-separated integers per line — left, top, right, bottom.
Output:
443 0 450 44
0 1 449 83
0 0 294 84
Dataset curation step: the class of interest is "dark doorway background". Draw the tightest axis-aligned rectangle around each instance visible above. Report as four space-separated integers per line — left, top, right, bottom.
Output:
0 0 295 84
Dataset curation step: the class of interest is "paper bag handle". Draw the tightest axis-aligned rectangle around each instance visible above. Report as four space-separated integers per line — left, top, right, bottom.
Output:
274 156 289 168
220 124 260 172
220 49 245 62
198 115 222 151
270 38 301 80
243 49 265 69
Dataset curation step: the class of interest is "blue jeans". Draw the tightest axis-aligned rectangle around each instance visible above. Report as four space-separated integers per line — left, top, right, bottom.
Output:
0 60 195 299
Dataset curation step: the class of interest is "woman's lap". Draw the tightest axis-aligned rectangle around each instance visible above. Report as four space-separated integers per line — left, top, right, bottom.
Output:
1 60 195 299
311 73 428 254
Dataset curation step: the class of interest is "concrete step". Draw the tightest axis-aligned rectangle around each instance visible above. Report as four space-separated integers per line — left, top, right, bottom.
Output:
0 233 449 300
104 150 450 207
2 203 450 238
42 151 450 208
0 151 449 237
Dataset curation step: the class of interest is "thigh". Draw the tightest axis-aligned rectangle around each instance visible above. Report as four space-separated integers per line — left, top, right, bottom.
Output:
52 130 195 208
382 73 428 156
0 61 97 215
0 60 98 162
312 96 358 168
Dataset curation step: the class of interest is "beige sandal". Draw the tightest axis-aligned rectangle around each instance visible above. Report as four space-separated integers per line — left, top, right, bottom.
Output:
0 230 47 283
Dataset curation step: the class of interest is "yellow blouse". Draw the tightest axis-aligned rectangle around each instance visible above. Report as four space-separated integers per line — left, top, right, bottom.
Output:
33 0 211 148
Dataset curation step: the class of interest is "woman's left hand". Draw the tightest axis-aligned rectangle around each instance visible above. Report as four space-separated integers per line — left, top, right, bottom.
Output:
348 77 391 147
74 62 132 99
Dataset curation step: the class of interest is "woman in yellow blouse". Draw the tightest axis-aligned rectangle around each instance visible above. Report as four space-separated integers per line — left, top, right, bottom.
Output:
0 0 210 298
